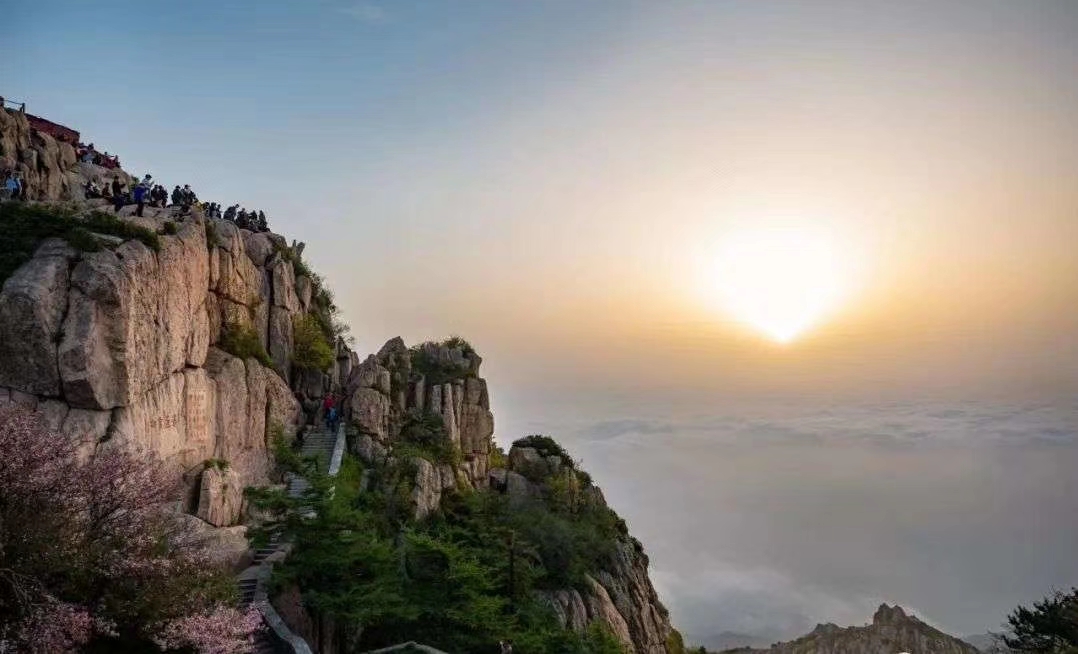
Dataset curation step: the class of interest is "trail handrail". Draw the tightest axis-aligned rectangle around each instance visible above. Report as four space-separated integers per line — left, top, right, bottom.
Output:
0 97 26 112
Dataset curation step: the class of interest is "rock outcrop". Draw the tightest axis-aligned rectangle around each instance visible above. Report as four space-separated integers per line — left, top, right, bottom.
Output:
724 604 981 654
4 105 678 654
486 443 674 654
345 337 495 496
0 206 341 528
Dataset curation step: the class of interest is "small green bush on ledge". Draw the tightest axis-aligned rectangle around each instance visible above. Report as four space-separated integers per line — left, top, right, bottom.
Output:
218 322 274 369
292 313 335 371
0 203 159 283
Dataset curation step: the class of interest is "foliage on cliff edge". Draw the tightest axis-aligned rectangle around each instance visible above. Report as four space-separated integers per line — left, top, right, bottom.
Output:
249 432 632 653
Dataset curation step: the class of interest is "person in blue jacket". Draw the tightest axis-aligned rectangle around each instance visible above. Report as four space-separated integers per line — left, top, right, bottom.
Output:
133 181 149 217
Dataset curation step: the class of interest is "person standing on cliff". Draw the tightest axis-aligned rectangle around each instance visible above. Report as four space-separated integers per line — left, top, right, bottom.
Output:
2 172 16 200
111 176 126 212
133 180 149 217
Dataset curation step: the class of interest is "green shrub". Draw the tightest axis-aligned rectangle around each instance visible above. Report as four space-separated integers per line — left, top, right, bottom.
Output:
489 445 509 469
82 211 160 251
512 435 572 466
204 221 218 250
162 220 177 235
218 322 273 368
292 313 335 371
394 410 461 466
409 336 478 385
203 457 230 471
0 203 159 283
249 433 635 653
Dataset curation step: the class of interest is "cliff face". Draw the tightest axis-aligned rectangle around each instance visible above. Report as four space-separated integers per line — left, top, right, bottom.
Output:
0 107 82 201
0 207 351 531
342 338 675 653
2 106 677 653
499 448 674 654
346 337 494 495
726 605 980 654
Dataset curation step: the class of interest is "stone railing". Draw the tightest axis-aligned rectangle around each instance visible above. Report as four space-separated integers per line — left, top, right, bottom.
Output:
361 643 451 654
328 421 346 476
253 422 347 653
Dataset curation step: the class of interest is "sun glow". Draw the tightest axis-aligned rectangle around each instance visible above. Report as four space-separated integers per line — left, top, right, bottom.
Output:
709 226 853 343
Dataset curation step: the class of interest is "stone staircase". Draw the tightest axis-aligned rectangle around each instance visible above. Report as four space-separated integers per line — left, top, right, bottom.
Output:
239 425 342 654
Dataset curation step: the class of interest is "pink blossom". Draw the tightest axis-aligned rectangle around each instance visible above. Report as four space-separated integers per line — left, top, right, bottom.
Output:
0 407 259 651
153 605 263 654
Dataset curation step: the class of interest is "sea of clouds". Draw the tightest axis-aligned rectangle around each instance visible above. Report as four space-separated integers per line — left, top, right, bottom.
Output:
503 398 1078 646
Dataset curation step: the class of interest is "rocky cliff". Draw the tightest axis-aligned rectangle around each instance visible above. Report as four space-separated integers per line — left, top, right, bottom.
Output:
723 604 981 654
0 202 356 535
341 343 674 653
0 106 83 201
1 106 677 653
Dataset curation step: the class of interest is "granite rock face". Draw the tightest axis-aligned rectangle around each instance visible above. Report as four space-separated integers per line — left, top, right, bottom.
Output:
345 338 495 492
0 240 75 395
0 107 86 201
0 202 348 529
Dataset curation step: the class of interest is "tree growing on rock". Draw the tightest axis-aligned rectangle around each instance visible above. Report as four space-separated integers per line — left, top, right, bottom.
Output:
0 406 260 653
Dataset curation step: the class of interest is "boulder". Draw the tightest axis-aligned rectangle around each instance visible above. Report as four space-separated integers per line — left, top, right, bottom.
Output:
459 403 494 455
0 242 74 396
176 514 251 571
213 233 261 305
438 463 457 491
349 387 390 441
354 433 388 465
254 270 271 350
242 231 275 267
505 470 537 506
196 465 244 527
509 446 550 481
37 399 69 433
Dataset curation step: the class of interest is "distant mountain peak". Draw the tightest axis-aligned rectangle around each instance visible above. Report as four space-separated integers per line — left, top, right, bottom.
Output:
722 604 979 654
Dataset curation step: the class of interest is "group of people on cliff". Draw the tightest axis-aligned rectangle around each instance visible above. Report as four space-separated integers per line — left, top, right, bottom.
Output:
202 203 271 233
77 142 120 169
83 174 200 217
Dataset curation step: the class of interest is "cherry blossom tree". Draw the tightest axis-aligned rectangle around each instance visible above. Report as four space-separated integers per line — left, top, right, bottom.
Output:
0 406 261 652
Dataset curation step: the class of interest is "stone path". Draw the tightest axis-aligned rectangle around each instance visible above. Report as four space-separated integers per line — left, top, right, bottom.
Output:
238 425 339 654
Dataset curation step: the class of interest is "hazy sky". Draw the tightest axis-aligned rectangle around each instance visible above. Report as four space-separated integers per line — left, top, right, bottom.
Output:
6 0 1078 640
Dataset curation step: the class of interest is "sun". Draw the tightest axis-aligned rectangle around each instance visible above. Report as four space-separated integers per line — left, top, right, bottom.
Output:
709 226 852 343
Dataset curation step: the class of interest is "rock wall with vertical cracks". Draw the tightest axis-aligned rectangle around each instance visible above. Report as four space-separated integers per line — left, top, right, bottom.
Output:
0 209 346 532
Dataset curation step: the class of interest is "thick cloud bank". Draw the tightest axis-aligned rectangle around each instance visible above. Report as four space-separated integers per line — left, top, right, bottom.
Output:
517 400 1078 643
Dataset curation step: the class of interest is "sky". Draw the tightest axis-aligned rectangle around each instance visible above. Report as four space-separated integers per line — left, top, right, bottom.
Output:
5 0 1078 641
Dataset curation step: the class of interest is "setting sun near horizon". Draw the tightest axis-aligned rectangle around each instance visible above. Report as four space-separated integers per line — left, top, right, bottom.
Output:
707 226 855 343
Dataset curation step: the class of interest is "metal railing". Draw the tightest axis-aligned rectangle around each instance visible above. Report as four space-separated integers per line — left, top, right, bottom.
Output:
0 97 26 112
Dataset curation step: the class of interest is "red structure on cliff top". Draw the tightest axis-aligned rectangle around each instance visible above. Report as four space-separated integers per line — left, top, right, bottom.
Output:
25 113 80 146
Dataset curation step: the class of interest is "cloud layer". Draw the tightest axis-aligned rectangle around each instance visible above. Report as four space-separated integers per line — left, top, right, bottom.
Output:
518 399 1078 642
